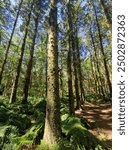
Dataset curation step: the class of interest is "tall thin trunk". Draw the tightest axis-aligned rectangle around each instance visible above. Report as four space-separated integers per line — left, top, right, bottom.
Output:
60 56 64 98
89 27 105 98
45 34 48 97
9 3 33 103
93 2 112 97
67 38 75 115
40 34 48 97
43 0 62 145
100 0 112 26
67 2 75 115
72 34 80 109
67 2 80 109
0 0 23 84
90 54 98 94
22 4 40 103
0 32 1 44
75 27 85 104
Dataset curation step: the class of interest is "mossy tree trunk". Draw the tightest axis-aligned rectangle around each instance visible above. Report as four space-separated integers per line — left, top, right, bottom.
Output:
43 0 62 145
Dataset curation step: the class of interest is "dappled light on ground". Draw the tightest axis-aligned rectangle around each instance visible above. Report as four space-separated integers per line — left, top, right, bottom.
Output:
76 102 112 148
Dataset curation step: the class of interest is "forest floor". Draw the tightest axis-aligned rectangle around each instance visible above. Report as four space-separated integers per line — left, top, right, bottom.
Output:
76 102 112 149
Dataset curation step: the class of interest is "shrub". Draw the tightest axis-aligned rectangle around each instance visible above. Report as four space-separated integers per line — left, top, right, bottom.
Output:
12 124 43 150
61 115 107 150
34 99 46 112
36 140 75 150
0 105 9 123
8 113 31 131
0 125 19 150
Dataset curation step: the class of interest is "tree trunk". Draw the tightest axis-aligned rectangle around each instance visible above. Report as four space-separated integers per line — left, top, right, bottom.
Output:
9 3 33 103
67 2 80 110
66 2 75 115
100 0 112 26
60 56 64 98
22 3 40 103
90 54 98 94
0 0 23 84
93 2 112 97
67 38 75 115
89 27 105 98
43 0 62 145
75 27 85 104
45 34 48 97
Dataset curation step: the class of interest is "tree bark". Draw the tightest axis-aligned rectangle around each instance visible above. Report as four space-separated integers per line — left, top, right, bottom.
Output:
90 54 98 94
9 3 33 103
66 2 75 115
0 0 23 84
67 2 80 110
60 56 64 98
22 2 40 103
75 27 85 104
43 0 62 145
45 34 48 97
93 2 112 97
100 0 112 26
67 37 75 115
89 27 105 98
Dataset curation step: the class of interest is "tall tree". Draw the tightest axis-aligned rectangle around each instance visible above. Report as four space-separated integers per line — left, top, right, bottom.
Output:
100 0 112 26
89 27 105 98
68 1 80 110
0 0 23 84
59 55 64 98
43 0 62 145
75 27 85 103
22 1 40 103
67 1 75 115
10 2 33 103
92 1 112 97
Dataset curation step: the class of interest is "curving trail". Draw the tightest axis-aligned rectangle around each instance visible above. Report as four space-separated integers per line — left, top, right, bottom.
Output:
76 102 112 148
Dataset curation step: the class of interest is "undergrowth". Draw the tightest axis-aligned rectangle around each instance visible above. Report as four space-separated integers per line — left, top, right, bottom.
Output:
0 96 110 150
0 96 46 150
84 93 111 103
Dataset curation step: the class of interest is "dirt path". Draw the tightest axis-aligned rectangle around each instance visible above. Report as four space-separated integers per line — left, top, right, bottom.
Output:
76 102 112 148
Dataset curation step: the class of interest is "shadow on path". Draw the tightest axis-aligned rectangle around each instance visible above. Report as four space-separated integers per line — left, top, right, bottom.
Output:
75 102 112 149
